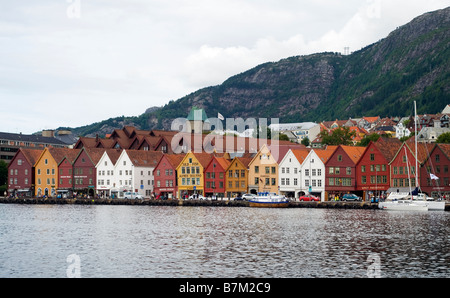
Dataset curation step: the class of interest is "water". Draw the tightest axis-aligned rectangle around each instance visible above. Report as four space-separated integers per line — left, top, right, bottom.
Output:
0 204 448 278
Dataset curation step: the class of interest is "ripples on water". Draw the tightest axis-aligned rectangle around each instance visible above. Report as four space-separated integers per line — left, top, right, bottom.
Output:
0 204 448 278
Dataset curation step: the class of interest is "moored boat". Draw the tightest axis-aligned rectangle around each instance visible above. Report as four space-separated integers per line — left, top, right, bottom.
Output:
380 200 428 211
249 192 289 208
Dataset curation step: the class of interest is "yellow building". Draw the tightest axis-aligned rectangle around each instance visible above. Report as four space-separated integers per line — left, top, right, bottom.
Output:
34 147 73 197
247 144 279 194
176 151 212 199
226 156 252 197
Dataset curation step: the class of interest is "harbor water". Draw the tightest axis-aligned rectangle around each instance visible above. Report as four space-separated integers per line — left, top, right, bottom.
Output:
0 204 448 278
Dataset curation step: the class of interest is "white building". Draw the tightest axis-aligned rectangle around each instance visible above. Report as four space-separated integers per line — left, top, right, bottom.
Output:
113 150 163 198
301 146 337 201
278 149 309 199
395 122 411 139
269 122 320 144
96 149 122 198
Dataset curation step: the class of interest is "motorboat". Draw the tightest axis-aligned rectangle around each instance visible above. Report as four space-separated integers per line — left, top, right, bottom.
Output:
248 192 289 208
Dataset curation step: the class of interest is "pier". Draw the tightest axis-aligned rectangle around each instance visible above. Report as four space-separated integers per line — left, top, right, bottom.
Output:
1 197 449 210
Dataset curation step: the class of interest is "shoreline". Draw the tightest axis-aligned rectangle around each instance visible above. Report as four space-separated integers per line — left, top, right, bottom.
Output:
1 197 449 210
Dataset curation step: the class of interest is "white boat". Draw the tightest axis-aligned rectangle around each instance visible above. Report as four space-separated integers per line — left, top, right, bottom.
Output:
380 200 428 211
382 192 445 211
249 192 289 208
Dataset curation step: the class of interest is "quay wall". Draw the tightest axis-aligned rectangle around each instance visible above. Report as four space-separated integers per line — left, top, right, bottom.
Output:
0 197 448 210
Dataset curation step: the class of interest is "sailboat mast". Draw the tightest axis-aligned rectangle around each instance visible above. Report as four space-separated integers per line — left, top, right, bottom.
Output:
414 101 419 187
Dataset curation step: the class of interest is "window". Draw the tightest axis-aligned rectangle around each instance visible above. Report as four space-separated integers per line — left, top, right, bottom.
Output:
271 178 276 185
435 155 440 163
255 166 259 174
265 178 270 185
271 167 276 174
337 155 342 161
265 167 270 174
362 176 366 184
370 154 375 161
346 167 351 175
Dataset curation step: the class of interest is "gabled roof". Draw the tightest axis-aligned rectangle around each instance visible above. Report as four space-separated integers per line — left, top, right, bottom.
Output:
313 145 338 163
371 138 402 162
291 149 310 165
339 145 366 164
8 148 44 168
105 149 123 165
126 150 164 168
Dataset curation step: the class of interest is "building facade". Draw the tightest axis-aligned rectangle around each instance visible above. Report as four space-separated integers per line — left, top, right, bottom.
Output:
7 148 43 197
420 143 450 198
225 156 252 198
153 154 184 200
278 149 309 199
248 144 279 194
176 152 211 199
204 156 230 198
356 139 401 200
301 146 337 201
325 145 365 200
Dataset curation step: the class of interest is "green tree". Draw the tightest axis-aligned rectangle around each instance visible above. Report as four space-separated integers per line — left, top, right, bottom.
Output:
301 137 310 147
436 132 450 143
319 127 356 146
357 133 380 147
0 160 7 188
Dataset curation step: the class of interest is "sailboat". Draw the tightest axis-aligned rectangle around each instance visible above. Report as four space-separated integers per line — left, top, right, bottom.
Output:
380 101 431 211
380 147 428 211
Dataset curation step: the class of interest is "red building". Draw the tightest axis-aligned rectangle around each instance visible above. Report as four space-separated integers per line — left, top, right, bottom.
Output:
356 138 401 200
420 143 450 198
325 145 366 199
389 139 434 195
7 148 43 197
72 148 105 197
204 156 230 198
153 154 184 200
57 149 80 197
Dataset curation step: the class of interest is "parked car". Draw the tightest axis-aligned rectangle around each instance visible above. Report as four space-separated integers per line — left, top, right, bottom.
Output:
242 194 256 201
233 196 244 201
123 192 144 199
188 194 206 200
342 194 361 201
299 195 320 202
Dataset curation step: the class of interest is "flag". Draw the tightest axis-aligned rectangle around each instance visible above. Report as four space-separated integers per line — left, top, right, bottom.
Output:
430 173 439 180
218 113 224 121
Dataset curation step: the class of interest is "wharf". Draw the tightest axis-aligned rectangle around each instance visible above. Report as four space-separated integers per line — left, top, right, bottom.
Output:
0 197 449 210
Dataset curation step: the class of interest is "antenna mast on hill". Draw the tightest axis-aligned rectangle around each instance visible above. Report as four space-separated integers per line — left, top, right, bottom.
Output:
343 47 350 55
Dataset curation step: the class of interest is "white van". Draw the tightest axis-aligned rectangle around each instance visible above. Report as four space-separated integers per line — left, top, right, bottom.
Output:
123 192 144 199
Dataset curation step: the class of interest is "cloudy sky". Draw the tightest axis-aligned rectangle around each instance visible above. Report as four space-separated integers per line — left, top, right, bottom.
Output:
1 0 448 134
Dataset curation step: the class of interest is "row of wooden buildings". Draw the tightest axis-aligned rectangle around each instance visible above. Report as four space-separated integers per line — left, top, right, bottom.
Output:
7 126 450 200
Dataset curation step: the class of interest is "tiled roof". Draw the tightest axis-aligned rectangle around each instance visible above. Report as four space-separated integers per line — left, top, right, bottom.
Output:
20 148 44 166
164 154 185 168
291 149 310 164
340 145 366 164
126 150 164 167
105 149 123 165
373 138 402 162
314 145 338 163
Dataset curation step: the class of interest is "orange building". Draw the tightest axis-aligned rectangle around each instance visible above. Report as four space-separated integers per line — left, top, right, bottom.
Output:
247 144 280 194
34 147 73 197
225 156 252 197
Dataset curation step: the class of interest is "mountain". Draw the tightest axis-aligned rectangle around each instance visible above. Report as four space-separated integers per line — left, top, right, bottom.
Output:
66 7 450 137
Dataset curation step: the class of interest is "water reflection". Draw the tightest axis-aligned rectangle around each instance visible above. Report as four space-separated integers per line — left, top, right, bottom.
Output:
0 204 448 278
